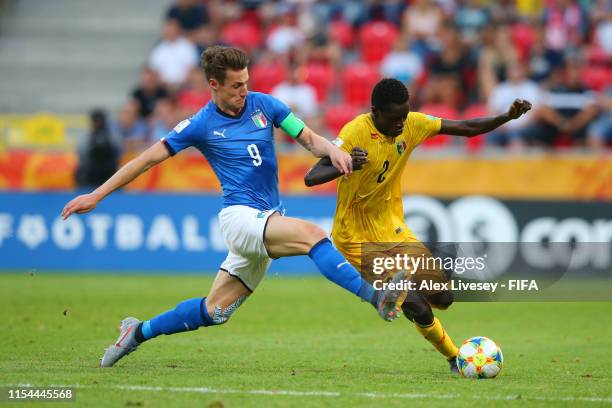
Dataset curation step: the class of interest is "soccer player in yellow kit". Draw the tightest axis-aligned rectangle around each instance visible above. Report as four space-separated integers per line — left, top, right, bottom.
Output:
305 78 531 373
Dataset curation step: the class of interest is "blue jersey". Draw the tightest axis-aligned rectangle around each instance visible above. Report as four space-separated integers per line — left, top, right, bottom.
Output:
162 92 293 211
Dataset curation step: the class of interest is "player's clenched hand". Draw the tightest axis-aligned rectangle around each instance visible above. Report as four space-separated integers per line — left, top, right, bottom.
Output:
351 147 368 170
507 99 532 120
328 145 353 175
61 193 102 220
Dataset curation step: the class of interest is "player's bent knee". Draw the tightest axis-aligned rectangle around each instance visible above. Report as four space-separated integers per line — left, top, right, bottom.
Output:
301 222 326 243
204 295 247 325
402 298 434 326
288 222 326 254
427 290 454 310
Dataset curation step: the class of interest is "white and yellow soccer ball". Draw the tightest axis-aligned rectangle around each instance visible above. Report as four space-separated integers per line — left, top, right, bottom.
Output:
456 336 503 379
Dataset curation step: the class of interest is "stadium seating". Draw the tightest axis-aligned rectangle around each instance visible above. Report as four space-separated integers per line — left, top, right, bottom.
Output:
220 21 262 53
303 62 335 103
250 61 287 94
0 0 168 113
359 21 399 64
328 19 355 49
324 103 360 135
585 44 608 65
342 63 380 106
581 65 610 92
510 23 536 60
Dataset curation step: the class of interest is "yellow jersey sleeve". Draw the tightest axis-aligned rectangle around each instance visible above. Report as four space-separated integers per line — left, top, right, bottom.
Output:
332 115 368 154
407 112 442 149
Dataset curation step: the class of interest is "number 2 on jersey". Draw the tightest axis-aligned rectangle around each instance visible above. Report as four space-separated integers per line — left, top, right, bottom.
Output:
247 144 262 167
377 160 389 183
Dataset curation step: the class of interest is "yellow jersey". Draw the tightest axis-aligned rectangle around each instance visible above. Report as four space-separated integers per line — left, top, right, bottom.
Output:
331 112 441 270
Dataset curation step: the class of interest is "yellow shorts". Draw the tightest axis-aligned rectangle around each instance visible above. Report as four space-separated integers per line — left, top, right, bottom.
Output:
333 238 450 296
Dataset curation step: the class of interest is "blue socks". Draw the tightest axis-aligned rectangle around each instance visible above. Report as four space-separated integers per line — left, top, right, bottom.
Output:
137 297 214 342
308 238 377 305
134 239 378 344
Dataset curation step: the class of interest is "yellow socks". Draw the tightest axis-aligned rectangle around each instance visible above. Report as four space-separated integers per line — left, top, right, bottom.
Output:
415 317 459 360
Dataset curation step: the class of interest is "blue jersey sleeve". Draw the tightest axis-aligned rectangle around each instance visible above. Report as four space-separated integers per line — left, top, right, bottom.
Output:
260 94 292 128
161 115 203 155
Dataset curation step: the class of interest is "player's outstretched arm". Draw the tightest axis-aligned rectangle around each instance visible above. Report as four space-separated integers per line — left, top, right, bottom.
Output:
297 127 353 175
439 99 532 137
304 148 368 187
61 141 170 219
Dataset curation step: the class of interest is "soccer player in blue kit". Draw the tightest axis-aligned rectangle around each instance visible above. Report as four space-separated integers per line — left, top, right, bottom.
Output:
61 46 405 367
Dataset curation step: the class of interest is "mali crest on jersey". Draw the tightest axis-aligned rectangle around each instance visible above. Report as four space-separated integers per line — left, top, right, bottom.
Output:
251 110 268 128
396 140 407 155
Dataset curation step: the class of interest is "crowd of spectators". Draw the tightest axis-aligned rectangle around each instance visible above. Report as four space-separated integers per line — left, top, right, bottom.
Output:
109 0 611 153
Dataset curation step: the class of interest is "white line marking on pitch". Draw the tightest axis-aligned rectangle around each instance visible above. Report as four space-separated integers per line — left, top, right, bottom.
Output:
7 383 612 404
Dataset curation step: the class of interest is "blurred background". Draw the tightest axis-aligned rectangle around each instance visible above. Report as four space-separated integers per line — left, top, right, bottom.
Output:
0 0 610 274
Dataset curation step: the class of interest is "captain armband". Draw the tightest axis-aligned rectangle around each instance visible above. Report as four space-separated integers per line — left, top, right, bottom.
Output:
279 112 306 139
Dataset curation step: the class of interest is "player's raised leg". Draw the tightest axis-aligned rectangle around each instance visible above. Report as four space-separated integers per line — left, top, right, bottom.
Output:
401 290 459 373
263 214 402 321
100 270 249 367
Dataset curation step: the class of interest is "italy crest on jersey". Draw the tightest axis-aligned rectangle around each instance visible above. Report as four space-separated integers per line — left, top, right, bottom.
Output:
251 110 268 128
396 140 407 155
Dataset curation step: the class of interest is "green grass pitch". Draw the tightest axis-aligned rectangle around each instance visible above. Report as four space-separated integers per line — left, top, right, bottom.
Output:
1 272 611 407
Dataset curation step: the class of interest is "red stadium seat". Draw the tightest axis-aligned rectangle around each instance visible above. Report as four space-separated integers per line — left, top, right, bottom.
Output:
581 66 610 92
342 63 380 106
586 44 608 66
462 103 488 152
510 23 536 60
220 22 262 53
250 62 287 94
324 103 361 135
303 63 335 103
359 21 399 64
329 20 355 49
419 103 460 148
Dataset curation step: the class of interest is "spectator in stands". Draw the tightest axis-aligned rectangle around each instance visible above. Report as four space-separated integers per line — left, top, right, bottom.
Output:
149 19 199 88
177 67 211 117
542 0 587 53
131 67 169 120
488 0 520 24
76 109 119 189
477 23 518 100
533 60 600 146
368 0 406 26
455 0 490 45
112 101 149 154
150 97 180 142
528 24 565 84
272 64 319 121
487 63 542 147
266 6 305 55
166 0 209 37
380 38 423 86
272 64 321 146
515 0 545 19
593 10 612 55
429 22 475 104
401 0 443 56
586 90 612 150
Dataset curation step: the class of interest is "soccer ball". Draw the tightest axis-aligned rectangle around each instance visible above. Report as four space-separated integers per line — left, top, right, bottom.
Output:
456 336 503 379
